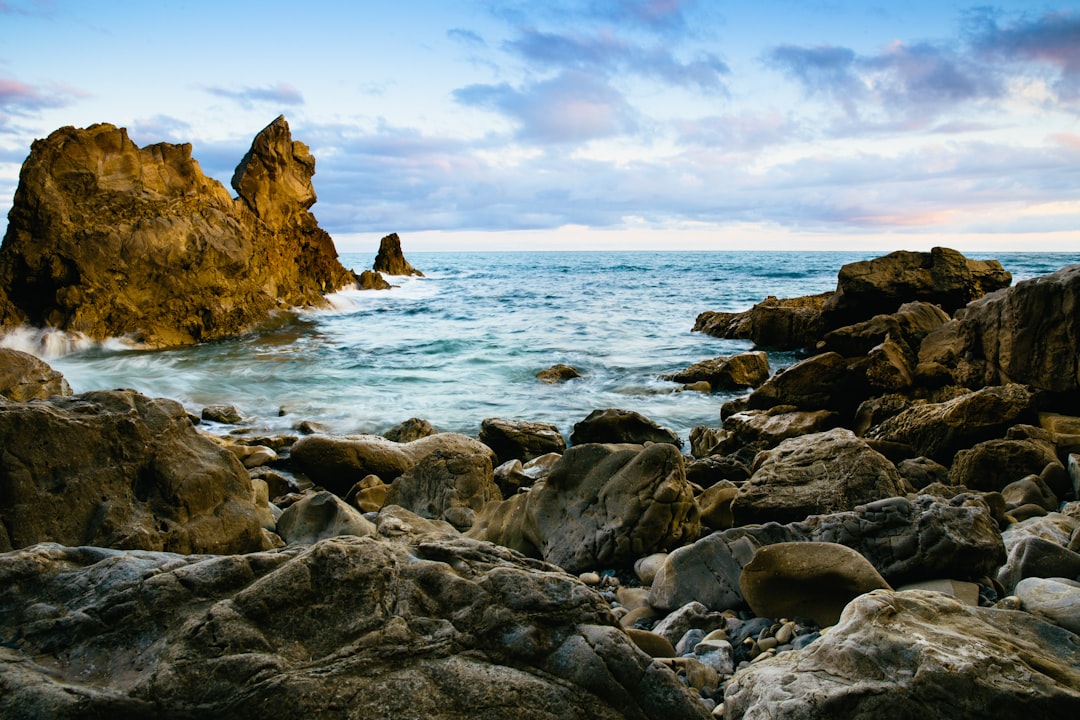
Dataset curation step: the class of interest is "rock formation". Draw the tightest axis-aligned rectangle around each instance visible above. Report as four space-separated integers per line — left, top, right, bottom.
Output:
373 232 424 276
0 116 356 347
0 348 71 401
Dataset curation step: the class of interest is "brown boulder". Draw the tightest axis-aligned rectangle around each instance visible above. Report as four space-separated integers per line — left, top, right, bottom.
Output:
478 417 567 464
357 269 393 290
536 363 582 383
372 232 423 276
0 117 355 346
746 352 868 415
0 348 71 401
947 436 1062 494
661 351 770 390
383 448 501 530
0 389 265 554
570 408 682 448
693 293 829 350
821 301 951 357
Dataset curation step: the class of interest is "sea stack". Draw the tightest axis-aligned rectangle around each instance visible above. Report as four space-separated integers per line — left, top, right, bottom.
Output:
373 232 424 276
0 116 357 347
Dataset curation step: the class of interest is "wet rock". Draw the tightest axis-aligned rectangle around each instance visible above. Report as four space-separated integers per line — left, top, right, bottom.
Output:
357 268 392 290
661 351 770 390
202 403 244 424
723 408 840 449
0 117 355 346
0 536 710 720
479 417 567 464
0 389 265 554
723 589 1080 719
997 535 1080 593
570 408 682 448
746 352 867 414
276 490 376 544
820 301 951 357
0 348 71 401
536 363 582 383
693 293 829 350
383 417 438 443
371 232 423 276
740 542 891 626
731 428 905 526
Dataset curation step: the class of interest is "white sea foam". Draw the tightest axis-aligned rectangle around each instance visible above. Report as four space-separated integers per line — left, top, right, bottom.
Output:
0 325 143 358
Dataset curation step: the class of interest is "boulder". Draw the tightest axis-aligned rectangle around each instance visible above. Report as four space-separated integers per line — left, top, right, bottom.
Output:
660 351 770 390
923 264 1080 392
0 389 265 554
650 494 1004 611
289 432 496 496
947 436 1062 494
998 536 1080 593
820 301 951 357
896 456 949 489
383 417 438 442
0 117 355 346
0 348 71 401
731 428 906 526
723 590 1080 719
746 352 867 415
570 408 682 448
693 293 829 350
0 536 710 720
470 443 701 573
536 363 581 383
276 490 376 544
383 449 501 530
357 269 393 290
863 335 916 392
1015 577 1080 635
740 541 892 626
371 232 423 276
722 408 840 448
820 247 1011 330
478 417 567 465
864 384 1036 464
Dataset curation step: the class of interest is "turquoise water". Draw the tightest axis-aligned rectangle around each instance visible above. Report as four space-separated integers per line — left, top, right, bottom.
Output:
28 251 1080 442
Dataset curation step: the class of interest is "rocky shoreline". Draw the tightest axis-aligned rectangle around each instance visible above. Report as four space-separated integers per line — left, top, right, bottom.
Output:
1 121 1079 719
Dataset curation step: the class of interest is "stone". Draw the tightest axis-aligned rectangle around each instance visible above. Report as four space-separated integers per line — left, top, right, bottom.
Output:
722 408 840 448
650 494 1004 611
289 432 496 496
1001 511 1079 552
697 483 738 531
895 578 980 606
820 301 951 357
383 417 438 442
0 117 355 346
746 352 867 414
820 247 1011 330
1071 454 1080 499
1015 577 1080 634
924 263 1080 392
479 417 567 464
470 442 701 574
357 268 393 290
896 456 949 490
371 232 423 276
624 628 676 658
634 553 669 586
685 455 750 486
650 601 728 648
997 535 1080 593
1001 474 1058 511
348 475 390 513
947 436 1061 493
723 589 1080 719
863 335 915 392
202 403 244 424
0 536 710 720
740 542 891 626
383 448 501 531
693 293 830 350
661 351 770 390
570 408 682 448
0 389 265 554
536 363 582 383
731 428 905 526
275 490 376 544
0 348 71 401
864 384 1036 464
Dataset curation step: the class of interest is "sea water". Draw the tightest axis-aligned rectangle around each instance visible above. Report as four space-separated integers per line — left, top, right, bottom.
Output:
19 250 1080 443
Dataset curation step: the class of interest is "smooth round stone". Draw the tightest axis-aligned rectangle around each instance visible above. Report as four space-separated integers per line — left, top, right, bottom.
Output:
774 621 796 645
624 628 676 658
619 605 659 629
579 571 602 586
676 628 707 656
1015 577 1080 634
635 552 668 585
615 586 652 611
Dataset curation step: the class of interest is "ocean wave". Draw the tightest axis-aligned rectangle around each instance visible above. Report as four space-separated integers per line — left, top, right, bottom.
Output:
0 325 143 358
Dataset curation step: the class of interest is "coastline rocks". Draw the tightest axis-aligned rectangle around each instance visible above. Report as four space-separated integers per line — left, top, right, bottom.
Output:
383 448 501 530
746 352 867 415
820 246 1011 329
357 268 393 290
570 408 682 448
372 232 423 276
693 293 829 350
946 436 1061 494
820 301 951 357
0 116 355 346
731 428 905 526
661 351 770 391
864 383 1036 464
723 408 840 449
479 417 567 464
0 348 71 401
536 363 582 383
276 490 376 544
0 536 709 720
470 442 701 573
289 432 496 496
739 542 892 626
723 589 1080 719
0 389 265 554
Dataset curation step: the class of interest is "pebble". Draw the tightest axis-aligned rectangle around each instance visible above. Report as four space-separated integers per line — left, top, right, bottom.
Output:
579 572 601 586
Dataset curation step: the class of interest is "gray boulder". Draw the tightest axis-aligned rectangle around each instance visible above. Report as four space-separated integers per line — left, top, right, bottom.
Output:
383 448 501 530
479 417 567 465
570 408 682 448
276 490 376 544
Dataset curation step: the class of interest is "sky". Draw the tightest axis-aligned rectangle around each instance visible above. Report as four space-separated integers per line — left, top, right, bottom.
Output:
1 0 1078 253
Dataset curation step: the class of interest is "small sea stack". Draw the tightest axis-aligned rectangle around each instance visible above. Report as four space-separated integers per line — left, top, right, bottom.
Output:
372 232 424 276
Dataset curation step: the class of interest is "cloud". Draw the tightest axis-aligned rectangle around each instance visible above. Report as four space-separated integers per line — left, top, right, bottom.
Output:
455 69 638 143
202 82 304 109
766 45 863 113
447 27 486 47
505 26 728 91
0 76 82 115
489 0 699 36
125 115 194 146
967 10 1080 100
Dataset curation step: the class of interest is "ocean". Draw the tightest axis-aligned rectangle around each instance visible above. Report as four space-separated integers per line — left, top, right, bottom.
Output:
15 250 1080 443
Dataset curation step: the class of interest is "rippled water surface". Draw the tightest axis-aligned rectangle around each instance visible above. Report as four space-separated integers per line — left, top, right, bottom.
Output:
25 250 1080 442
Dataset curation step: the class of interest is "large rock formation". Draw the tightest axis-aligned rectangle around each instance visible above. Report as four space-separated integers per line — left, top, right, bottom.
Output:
0 535 710 720
373 232 423 276
0 116 356 346
0 347 71 401
0 389 266 554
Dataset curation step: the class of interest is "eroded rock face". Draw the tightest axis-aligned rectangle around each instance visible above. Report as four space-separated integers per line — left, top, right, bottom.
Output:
470 443 701 573
692 293 829 350
372 232 423 276
479 417 567 465
0 116 355 346
0 536 710 720
723 590 1080 719
0 389 265 554
384 448 501 530
570 408 682 448
0 348 71 401
661 351 770 391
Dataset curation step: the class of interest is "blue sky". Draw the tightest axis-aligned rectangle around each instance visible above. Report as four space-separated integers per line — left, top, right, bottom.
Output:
1 0 1078 252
